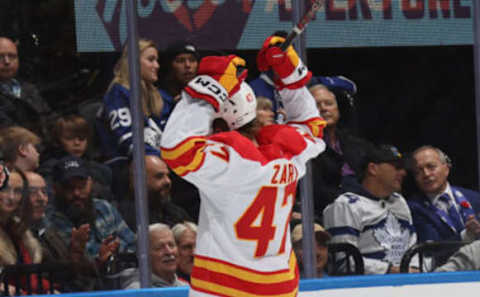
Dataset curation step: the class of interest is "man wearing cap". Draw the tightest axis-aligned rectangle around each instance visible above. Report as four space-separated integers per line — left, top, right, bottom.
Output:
323 144 418 274
408 145 480 243
47 156 136 261
291 223 330 278
158 40 199 130
158 41 202 222
26 170 100 291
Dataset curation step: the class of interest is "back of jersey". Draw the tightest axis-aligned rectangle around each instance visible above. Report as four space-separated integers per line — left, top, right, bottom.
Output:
189 136 302 297
161 86 325 297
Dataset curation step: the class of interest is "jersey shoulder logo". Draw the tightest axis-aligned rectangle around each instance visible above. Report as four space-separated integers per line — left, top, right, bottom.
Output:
344 193 359 204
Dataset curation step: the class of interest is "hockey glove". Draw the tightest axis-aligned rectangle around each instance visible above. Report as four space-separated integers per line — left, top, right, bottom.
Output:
257 36 311 89
185 55 247 111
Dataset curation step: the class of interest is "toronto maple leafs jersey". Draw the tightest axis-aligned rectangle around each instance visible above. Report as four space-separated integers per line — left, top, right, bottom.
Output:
161 85 326 297
323 190 417 274
96 83 163 164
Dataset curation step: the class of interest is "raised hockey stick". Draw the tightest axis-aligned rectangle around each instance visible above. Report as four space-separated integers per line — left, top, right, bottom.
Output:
237 0 324 78
280 0 325 51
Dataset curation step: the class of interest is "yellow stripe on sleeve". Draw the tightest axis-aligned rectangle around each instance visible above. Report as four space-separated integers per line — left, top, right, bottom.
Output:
169 144 207 176
308 118 327 137
161 137 206 160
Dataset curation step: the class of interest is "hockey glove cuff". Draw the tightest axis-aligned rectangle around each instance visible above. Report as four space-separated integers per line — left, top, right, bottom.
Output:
185 55 247 111
257 36 311 89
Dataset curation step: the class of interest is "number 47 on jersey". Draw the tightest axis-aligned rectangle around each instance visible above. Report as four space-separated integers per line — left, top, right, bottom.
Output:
235 182 297 258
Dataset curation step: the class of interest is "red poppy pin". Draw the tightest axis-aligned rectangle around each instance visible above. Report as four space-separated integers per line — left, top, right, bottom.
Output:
460 201 472 209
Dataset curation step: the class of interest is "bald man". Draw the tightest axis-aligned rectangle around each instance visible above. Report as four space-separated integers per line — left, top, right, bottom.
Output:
0 37 52 136
143 155 191 227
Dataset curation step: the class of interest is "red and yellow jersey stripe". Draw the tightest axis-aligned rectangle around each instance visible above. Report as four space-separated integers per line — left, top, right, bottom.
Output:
161 136 208 176
190 252 299 297
288 117 327 138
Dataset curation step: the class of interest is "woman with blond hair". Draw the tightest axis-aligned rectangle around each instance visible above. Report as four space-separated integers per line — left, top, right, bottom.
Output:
96 39 164 202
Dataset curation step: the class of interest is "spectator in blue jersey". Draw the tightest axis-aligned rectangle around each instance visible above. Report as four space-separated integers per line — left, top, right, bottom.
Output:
157 40 199 129
408 145 480 243
47 156 136 262
96 38 163 202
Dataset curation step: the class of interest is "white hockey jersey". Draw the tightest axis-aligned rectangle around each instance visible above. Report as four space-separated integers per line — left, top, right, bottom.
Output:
323 191 417 274
161 86 326 297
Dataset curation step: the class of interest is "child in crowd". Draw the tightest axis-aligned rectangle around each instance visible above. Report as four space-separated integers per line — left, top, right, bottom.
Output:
39 114 113 201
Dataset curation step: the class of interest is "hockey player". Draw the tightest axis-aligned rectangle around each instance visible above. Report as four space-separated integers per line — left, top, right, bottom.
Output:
323 144 419 274
160 36 326 297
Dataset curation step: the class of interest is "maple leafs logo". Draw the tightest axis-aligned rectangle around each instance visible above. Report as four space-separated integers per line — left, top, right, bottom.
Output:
373 213 410 265
344 193 359 204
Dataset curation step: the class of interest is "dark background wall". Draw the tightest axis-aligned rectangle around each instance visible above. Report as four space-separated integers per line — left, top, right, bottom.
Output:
316 46 478 192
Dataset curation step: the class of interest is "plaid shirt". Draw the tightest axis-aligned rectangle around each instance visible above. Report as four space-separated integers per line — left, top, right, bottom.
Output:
48 198 136 259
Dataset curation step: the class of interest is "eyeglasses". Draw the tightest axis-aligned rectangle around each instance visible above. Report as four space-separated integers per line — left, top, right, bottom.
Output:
0 53 18 63
28 186 48 196
0 186 23 197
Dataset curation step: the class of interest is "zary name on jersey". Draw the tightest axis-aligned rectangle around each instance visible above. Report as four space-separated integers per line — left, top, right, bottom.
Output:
271 163 298 185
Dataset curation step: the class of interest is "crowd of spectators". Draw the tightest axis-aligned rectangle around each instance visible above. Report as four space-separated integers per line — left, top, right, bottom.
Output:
0 33 479 295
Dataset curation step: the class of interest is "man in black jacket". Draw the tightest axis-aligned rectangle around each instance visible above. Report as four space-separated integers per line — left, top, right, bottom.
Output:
308 83 372 220
0 37 52 137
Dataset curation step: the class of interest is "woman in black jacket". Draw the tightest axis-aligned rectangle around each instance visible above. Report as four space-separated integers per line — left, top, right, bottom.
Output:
308 84 372 220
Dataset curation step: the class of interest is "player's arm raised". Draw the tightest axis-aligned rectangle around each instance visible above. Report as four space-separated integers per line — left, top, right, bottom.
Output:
257 36 326 138
160 55 246 177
